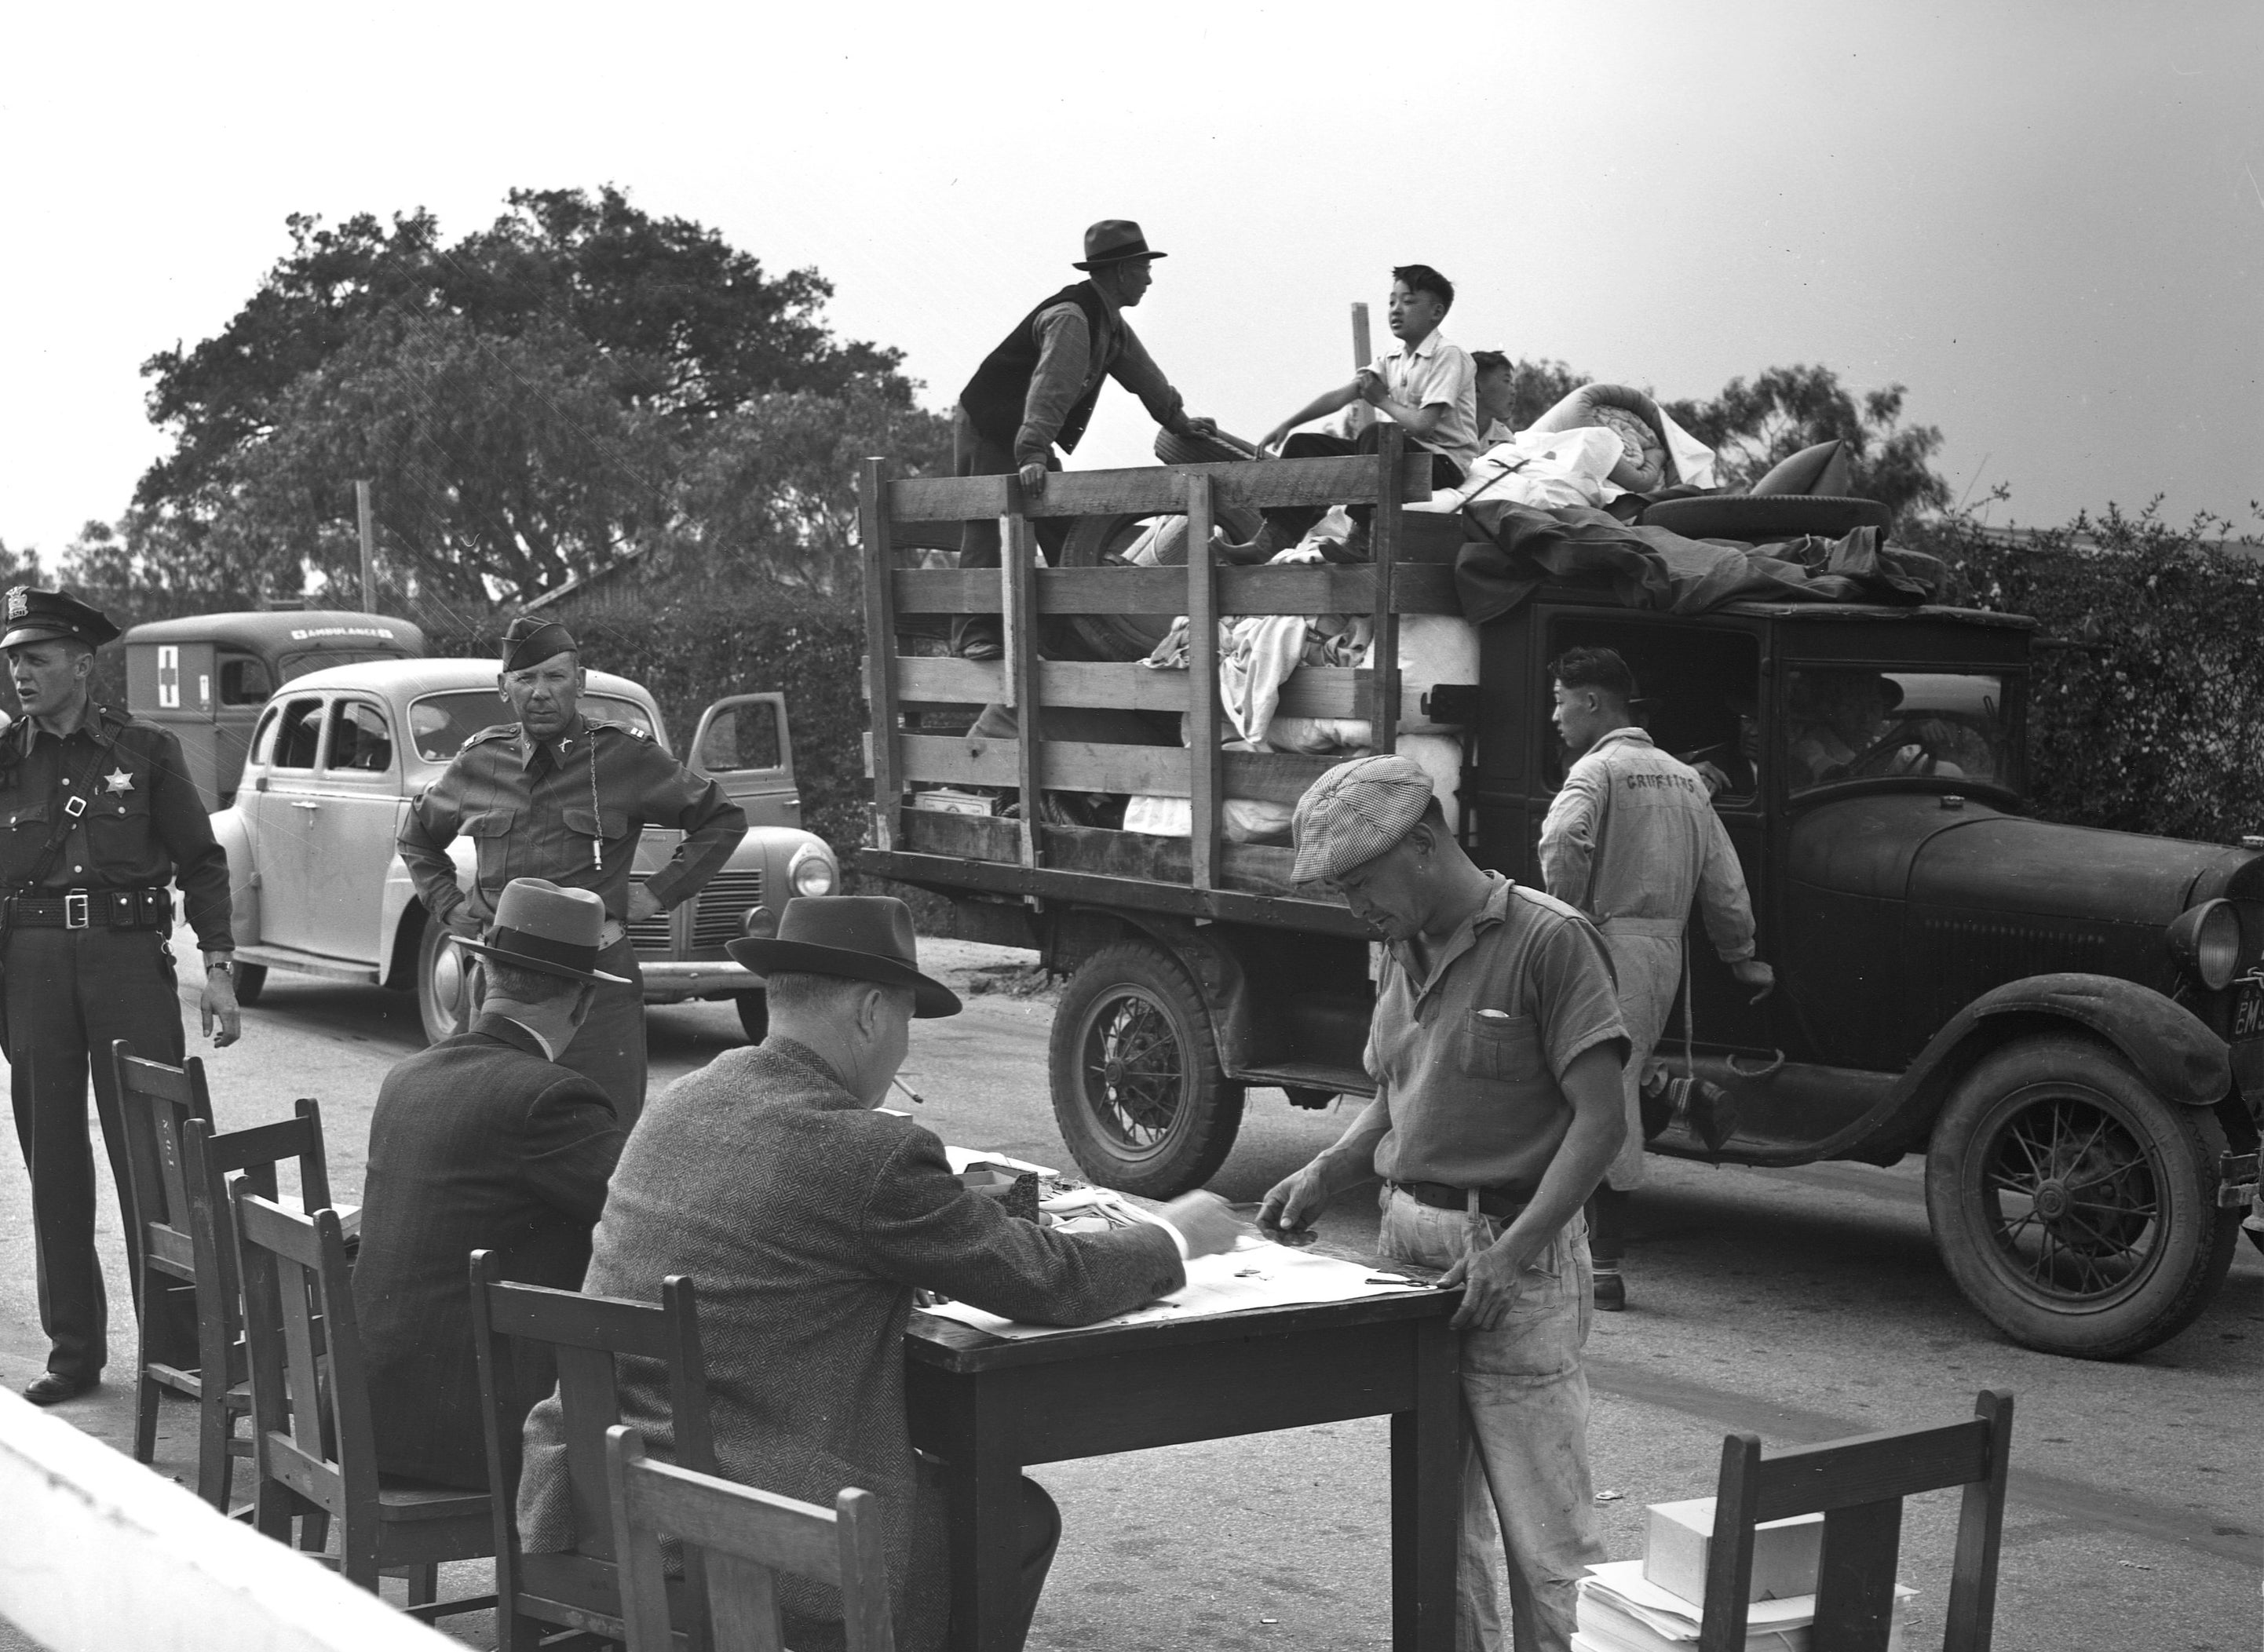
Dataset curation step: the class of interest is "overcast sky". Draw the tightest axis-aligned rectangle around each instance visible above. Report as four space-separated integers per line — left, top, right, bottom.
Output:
4 1 2256 563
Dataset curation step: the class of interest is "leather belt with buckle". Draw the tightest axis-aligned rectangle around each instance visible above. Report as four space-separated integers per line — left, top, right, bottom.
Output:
7 888 173 932
1390 1180 1528 1220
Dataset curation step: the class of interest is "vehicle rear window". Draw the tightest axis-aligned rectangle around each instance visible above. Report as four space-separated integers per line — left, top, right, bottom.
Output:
407 691 658 764
271 698 325 771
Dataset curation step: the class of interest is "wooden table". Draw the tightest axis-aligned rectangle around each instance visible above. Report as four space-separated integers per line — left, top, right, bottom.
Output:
904 1286 1464 1652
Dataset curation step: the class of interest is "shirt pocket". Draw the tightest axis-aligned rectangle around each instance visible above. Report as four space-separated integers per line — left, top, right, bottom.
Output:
560 805 633 863
1454 1009 1543 1082
462 808 517 883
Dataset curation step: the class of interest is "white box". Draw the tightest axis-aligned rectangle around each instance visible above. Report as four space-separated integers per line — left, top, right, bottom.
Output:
1643 1497 1823 1607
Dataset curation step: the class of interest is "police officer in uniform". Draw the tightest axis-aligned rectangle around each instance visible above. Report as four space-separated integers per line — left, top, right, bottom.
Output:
1 587 242 1406
398 618 747 1125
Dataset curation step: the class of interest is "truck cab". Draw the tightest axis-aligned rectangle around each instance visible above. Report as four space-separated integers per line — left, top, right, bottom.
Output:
122 611 426 808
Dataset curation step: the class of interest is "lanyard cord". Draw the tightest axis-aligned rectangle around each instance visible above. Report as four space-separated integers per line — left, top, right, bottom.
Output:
586 736 603 871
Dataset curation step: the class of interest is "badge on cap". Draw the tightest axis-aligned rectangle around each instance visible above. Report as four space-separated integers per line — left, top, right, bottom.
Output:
4 590 26 622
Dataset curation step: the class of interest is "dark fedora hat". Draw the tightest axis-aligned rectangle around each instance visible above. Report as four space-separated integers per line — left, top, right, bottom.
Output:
1073 219 1167 270
457 878 630 986
728 895 960 1018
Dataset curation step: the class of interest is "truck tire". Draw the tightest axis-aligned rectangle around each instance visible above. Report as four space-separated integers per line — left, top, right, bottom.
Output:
1056 494 1265 663
1049 939 1243 1197
416 917 474 1045
736 990 769 1045
1924 1033 2239 1360
232 963 268 1007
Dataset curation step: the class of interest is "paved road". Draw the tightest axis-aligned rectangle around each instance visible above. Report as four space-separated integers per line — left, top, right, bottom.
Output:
2 943 2255 1650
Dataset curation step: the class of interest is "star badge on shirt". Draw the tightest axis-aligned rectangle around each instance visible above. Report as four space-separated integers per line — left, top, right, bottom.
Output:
104 768 134 795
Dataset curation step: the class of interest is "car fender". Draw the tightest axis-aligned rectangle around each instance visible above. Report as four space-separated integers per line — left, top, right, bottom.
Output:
210 804 259 949
379 840 473 989
1890 973 2229 1141
750 825 837 907
1105 913 1255 1074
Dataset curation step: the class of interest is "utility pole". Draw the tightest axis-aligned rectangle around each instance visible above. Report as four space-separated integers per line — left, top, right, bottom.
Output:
353 480 378 613
1346 301 1374 437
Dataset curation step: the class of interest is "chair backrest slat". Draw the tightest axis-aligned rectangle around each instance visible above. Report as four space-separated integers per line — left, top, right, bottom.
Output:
557 1341 627 1559
605 1427 893 1652
1697 1391 2014 1652
114 1041 215 1285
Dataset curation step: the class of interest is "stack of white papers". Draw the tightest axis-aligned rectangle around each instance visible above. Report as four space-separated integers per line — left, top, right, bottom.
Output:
1573 1559 1914 1652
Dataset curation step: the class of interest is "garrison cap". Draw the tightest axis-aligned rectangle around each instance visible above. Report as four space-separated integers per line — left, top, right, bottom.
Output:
499 616 579 673
1290 753 1437 885
2 587 119 653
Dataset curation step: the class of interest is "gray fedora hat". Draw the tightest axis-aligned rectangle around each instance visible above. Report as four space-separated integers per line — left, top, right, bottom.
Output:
728 895 961 1018
456 877 630 985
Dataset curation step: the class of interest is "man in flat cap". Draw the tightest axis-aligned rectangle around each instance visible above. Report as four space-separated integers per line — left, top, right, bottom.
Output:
951 219 1218 658
519 895 1240 1650
0 585 242 1406
398 617 747 1123
354 877 626 1490
1257 754 1626 1652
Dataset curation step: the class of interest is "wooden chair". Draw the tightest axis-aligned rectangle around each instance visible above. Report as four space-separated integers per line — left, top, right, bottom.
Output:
605 1424 895 1652
1699 1388 2015 1652
469 1249 718 1651
112 1041 231 1485
231 1183 495 1621
176 1100 336 1512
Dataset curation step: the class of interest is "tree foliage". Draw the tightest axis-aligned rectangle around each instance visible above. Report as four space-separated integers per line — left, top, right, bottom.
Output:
132 185 938 604
1665 363 1950 519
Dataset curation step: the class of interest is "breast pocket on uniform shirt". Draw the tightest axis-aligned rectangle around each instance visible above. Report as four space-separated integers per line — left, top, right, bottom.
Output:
462 809 517 882
560 806 633 868
1455 1009 1542 1081
86 782 153 852
5 800 51 858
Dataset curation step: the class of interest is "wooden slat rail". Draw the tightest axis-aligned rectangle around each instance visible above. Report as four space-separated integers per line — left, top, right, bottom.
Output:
889 452 1433 522
884 657 1372 721
892 562 1460 618
1185 474 1223 889
901 734 1336 806
858 459 904 853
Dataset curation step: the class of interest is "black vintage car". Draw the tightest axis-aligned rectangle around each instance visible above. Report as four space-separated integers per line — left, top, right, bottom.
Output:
856 449 2259 1361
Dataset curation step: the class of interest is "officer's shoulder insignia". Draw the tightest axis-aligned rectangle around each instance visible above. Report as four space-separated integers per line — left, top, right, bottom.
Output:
459 723 520 753
586 717 651 742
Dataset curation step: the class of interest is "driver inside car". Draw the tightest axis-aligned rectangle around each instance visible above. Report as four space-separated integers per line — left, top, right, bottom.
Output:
1785 671 1962 788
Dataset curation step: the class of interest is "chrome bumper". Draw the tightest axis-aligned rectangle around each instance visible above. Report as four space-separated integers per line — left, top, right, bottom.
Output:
635 960 762 1001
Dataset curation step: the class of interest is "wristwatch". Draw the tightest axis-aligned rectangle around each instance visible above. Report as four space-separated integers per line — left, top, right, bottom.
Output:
204 954 236 977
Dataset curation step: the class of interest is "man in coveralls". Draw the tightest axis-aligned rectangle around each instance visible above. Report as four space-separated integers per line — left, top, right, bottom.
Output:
1258 753 1627 1652
398 618 746 1125
2 586 241 1406
1539 647 1774 1311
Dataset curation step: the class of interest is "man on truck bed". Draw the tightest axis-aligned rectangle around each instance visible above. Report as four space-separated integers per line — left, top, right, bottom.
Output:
1539 647 1776 1312
1258 753 1626 1652
951 218 1218 659
1224 264 1480 561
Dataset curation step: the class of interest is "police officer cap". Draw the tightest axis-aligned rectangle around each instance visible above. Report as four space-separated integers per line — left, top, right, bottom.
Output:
1290 753 1439 885
500 616 579 673
1 587 119 653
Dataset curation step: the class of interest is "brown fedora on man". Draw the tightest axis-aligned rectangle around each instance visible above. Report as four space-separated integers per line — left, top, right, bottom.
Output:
1072 219 1167 269
728 896 960 1018
457 878 630 985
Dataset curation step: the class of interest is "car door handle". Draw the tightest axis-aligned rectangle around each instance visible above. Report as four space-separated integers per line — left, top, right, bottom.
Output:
290 800 320 811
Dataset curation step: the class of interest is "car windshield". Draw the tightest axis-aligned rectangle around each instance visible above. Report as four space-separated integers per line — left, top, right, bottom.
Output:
1784 668 2019 795
407 691 657 764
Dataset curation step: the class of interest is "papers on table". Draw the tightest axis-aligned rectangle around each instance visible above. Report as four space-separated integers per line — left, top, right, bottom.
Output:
944 1145 1057 1178
1575 1560 1914 1652
918 1234 1435 1340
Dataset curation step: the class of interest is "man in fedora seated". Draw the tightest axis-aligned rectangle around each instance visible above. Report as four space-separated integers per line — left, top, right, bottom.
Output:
951 218 1219 658
517 895 1240 1651
353 877 627 1490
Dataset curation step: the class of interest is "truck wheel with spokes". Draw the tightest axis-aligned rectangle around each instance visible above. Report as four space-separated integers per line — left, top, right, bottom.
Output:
1925 1033 2239 1359
1049 939 1243 1197
416 916 474 1045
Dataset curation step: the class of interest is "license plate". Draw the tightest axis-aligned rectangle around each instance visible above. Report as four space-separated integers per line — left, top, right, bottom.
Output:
2237 980 2264 1040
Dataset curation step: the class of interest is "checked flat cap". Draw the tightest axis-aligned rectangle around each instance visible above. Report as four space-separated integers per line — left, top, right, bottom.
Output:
1290 753 1437 884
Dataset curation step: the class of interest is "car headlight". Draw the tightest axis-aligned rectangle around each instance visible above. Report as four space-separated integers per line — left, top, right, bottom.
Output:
2166 898 2241 990
787 843 838 899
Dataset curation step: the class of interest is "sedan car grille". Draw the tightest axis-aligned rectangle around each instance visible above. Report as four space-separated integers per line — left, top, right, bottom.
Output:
693 870 765 948
627 914 674 956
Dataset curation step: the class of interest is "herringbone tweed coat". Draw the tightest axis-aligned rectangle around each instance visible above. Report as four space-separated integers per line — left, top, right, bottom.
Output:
353 1014 624 1487
516 1037 1183 1650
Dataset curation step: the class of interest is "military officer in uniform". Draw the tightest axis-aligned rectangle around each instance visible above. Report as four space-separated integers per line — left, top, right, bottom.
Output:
1 587 241 1406
398 618 747 1124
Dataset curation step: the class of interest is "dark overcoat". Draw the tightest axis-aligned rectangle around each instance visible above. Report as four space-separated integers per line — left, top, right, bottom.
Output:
516 1038 1183 1650
352 1013 625 1486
